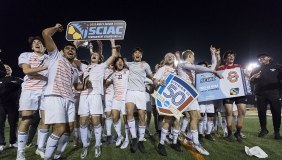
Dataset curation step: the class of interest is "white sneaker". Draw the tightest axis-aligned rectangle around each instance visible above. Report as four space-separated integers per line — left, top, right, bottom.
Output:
116 136 124 146
10 142 18 148
35 148 45 159
80 147 88 159
120 140 129 149
0 145 6 151
192 143 209 155
94 146 101 158
53 150 62 159
16 150 26 160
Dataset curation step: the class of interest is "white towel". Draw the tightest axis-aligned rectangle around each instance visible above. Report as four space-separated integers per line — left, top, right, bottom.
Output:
245 146 268 158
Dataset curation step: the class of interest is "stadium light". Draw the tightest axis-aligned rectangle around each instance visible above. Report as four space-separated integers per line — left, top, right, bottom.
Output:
247 63 259 71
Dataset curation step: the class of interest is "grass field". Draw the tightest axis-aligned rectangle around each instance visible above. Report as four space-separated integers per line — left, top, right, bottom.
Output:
0 115 281 160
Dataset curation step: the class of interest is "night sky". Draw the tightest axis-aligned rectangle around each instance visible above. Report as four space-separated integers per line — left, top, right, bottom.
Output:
0 1 282 78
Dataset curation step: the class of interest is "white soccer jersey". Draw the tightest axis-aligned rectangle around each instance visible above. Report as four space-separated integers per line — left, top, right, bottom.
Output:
18 52 49 91
43 49 79 102
104 68 114 94
153 65 176 81
108 69 129 101
80 62 108 96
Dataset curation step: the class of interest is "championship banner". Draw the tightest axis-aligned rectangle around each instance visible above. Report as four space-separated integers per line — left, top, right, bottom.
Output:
196 68 251 102
151 74 199 120
66 21 126 40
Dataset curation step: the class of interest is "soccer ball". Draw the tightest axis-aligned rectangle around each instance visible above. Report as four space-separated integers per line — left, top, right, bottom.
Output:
67 25 82 40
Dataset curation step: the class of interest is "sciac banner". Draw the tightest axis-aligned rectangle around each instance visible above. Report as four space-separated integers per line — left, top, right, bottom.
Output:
66 21 126 40
151 74 199 119
196 68 252 102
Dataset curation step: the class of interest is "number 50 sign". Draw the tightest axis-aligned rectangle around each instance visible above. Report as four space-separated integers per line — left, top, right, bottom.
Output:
151 74 199 119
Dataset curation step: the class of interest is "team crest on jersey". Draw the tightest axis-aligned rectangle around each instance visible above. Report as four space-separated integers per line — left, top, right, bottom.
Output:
227 71 239 83
151 73 199 119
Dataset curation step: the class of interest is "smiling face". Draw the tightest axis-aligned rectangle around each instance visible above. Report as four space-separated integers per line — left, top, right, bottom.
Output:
224 53 235 64
91 52 101 64
132 50 142 62
32 39 45 53
115 58 125 71
4 64 12 77
164 53 175 65
63 45 77 61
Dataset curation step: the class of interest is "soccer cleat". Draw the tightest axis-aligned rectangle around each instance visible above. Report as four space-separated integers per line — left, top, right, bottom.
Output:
35 148 45 158
274 132 282 140
171 143 183 152
184 137 193 145
25 143 32 148
0 145 6 151
131 138 138 152
240 133 246 139
225 135 234 142
9 142 18 148
80 147 88 159
192 143 209 155
138 141 146 153
205 134 215 141
234 132 243 143
145 130 152 137
198 134 204 143
258 129 269 138
16 150 26 160
116 136 124 146
106 136 112 145
94 146 101 158
157 143 167 156
120 140 129 149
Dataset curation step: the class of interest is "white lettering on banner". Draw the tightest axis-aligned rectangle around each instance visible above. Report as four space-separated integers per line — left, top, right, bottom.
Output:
199 84 219 92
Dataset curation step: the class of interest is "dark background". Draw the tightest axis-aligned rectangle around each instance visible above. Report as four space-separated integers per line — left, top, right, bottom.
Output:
0 1 281 78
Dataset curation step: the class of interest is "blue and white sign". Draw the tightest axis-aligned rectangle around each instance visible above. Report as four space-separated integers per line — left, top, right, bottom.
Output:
196 68 251 102
151 74 199 119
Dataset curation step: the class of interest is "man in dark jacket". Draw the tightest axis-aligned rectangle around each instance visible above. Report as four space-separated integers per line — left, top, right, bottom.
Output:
250 53 282 140
0 64 23 150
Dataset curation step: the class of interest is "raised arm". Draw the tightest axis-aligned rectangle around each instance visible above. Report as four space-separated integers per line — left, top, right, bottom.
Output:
97 40 103 55
209 45 217 71
105 39 119 66
183 63 223 79
42 23 64 52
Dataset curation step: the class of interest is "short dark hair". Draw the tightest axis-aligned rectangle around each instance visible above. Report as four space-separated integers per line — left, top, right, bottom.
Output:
28 36 45 47
80 60 89 65
113 57 125 70
182 50 194 60
61 42 77 53
132 47 143 54
223 50 236 60
197 61 208 67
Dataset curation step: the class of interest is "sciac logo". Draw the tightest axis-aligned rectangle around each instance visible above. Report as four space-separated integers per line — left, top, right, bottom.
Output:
227 71 239 83
67 23 89 40
200 74 216 83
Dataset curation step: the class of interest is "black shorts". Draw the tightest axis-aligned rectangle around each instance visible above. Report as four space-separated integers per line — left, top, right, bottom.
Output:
223 96 247 105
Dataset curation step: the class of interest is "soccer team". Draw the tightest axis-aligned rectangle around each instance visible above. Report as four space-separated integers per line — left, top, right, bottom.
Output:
13 23 281 160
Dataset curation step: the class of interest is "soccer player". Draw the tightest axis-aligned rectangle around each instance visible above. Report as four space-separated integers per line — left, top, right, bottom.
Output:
177 47 223 156
217 50 248 143
154 52 183 156
105 56 130 148
78 39 119 158
125 47 154 153
16 36 48 160
41 24 89 160
197 61 215 142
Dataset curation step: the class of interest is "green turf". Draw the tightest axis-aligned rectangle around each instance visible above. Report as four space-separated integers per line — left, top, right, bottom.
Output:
0 116 281 160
